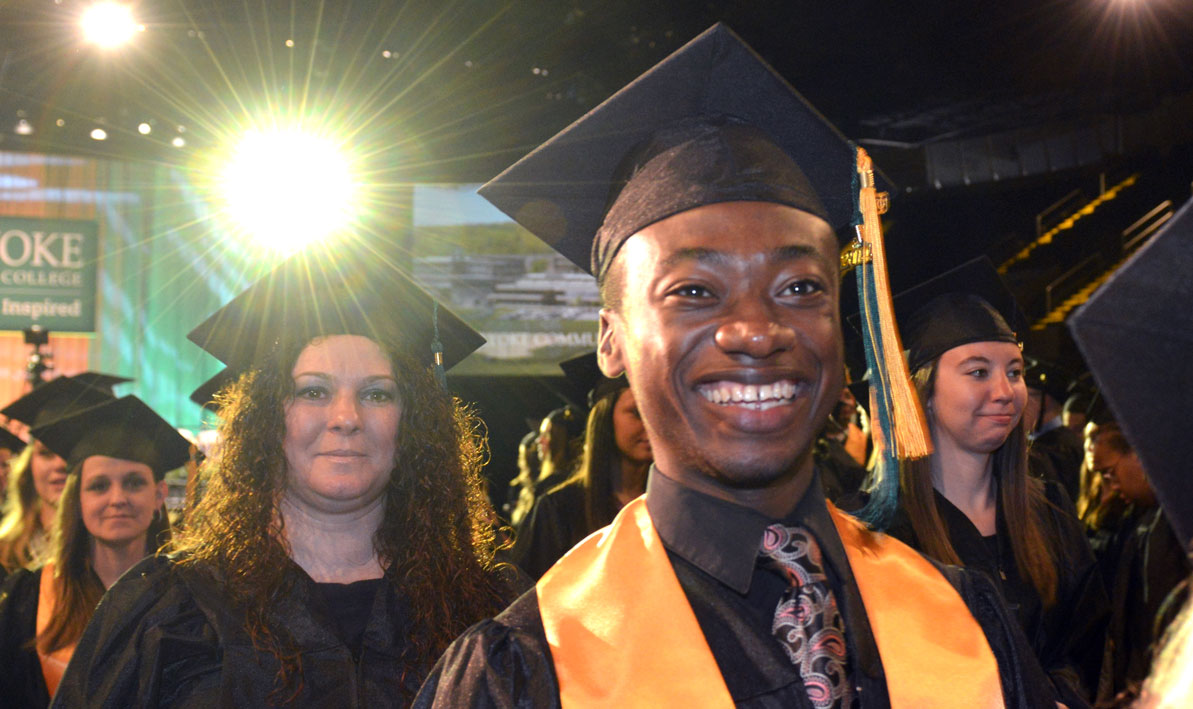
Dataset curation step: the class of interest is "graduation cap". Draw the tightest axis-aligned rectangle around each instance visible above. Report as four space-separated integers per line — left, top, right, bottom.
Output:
887 256 1026 374
1020 328 1080 402
0 372 132 429
187 248 485 381
483 23 924 529
30 395 192 479
189 368 238 413
478 23 887 278
1022 357 1073 403
544 405 587 441
0 427 26 454
1069 196 1193 551
559 351 628 408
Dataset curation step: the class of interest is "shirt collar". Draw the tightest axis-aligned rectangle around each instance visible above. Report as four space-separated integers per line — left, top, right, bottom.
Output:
645 464 834 595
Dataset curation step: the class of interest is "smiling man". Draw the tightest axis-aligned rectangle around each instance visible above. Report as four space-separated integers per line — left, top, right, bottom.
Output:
417 24 1056 708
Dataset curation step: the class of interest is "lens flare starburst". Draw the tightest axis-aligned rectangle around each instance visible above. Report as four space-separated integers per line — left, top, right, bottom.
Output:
217 128 360 254
80 3 140 49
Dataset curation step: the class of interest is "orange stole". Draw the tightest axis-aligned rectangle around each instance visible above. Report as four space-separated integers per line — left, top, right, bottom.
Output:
35 563 78 698
537 498 735 708
538 497 1004 709
826 501 1004 709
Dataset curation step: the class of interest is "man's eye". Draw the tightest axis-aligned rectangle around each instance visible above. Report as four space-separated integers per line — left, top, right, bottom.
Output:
782 279 824 296
671 284 712 298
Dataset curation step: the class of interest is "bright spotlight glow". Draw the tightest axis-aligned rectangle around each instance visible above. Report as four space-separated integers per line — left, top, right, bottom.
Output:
218 129 358 253
172 136 186 147
81 3 138 49
137 122 151 135
90 128 108 140
14 120 33 136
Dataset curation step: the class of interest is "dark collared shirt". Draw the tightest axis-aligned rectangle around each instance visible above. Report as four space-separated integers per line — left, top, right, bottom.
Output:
645 466 885 693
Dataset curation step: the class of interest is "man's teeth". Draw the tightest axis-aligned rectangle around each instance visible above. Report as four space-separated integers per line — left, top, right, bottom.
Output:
699 380 799 408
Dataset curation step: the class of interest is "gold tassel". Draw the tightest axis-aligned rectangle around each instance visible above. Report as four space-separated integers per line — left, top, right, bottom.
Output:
855 147 932 460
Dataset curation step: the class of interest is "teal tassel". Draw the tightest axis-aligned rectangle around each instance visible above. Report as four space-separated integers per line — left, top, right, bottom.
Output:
431 302 447 389
853 256 900 529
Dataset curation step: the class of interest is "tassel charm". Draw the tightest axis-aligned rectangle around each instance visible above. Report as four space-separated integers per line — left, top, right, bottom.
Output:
431 301 447 389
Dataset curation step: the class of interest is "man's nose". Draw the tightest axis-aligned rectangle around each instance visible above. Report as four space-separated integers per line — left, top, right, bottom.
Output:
715 318 796 359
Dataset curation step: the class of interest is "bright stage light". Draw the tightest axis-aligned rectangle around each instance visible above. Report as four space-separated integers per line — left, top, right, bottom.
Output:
81 3 140 49
218 129 359 253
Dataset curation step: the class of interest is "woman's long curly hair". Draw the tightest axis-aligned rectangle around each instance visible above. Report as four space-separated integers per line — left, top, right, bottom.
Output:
0 446 45 571
171 335 510 701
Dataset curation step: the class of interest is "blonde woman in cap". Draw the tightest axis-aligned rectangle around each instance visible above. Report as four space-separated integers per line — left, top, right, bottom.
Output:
0 395 183 707
0 374 128 575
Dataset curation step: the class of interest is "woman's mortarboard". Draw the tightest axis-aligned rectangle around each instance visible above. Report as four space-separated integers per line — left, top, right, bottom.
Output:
1022 358 1074 403
189 368 237 413
559 351 628 408
187 248 485 374
30 395 192 480
0 372 132 428
888 256 1026 374
477 23 888 279
0 427 26 454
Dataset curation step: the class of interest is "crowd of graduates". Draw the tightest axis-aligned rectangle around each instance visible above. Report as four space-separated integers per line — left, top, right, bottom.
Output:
0 21 1189 709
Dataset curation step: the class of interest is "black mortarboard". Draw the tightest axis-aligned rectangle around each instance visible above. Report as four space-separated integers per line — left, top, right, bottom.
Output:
479 23 882 278
1069 196 1193 550
31 395 192 479
0 427 26 453
0 372 132 428
559 351 628 408
187 248 485 373
189 368 238 412
1023 357 1072 402
1020 329 1079 401
544 405 587 441
890 257 1026 374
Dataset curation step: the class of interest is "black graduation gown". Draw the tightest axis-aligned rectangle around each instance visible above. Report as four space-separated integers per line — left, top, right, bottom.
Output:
1100 506 1191 706
414 556 1057 709
415 474 1059 709
1031 425 1083 502
814 436 867 505
0 567 50 709
511 484 590 580
52 555 439 708
888 482 1109 708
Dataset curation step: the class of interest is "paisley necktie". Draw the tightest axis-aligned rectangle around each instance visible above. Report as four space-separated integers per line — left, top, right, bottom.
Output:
759 523 854 709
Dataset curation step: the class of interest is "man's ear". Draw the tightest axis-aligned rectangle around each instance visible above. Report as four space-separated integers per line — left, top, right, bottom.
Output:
598 307 626 379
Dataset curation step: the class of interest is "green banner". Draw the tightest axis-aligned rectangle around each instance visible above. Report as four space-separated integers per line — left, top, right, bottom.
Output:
0 217 99 332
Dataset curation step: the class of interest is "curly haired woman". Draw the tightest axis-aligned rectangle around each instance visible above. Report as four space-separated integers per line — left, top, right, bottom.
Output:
53 251 523 707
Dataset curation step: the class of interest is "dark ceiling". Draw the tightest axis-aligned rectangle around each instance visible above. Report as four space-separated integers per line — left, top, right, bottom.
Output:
3 0 1192 183
2 0 1192 314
